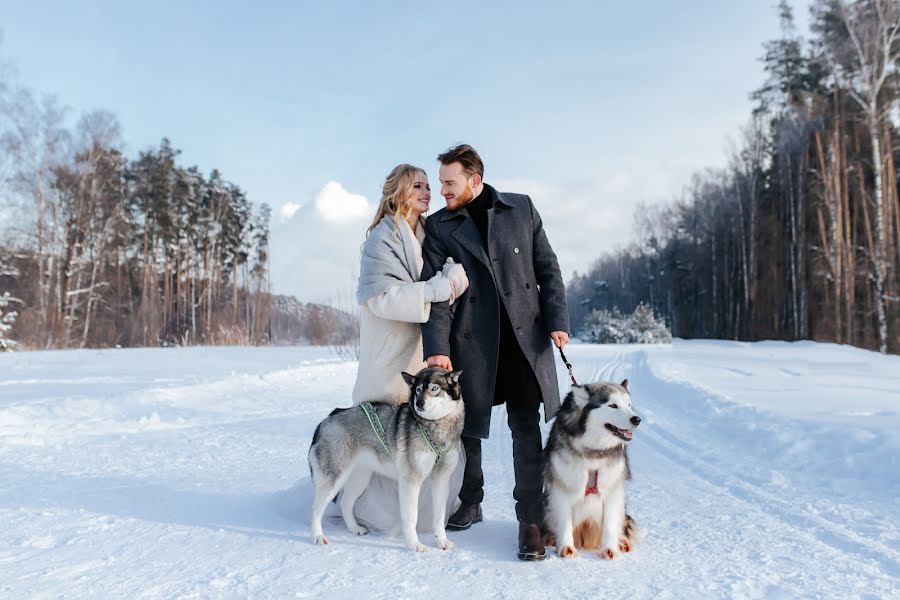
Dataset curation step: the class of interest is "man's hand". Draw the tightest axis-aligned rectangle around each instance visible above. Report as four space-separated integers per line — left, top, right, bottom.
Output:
550 331 570 349
426 355 453 370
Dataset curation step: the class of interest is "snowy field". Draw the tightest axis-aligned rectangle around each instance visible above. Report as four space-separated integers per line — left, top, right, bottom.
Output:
0 340 898 599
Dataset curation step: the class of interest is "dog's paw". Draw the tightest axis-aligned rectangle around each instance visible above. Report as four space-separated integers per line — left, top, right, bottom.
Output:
313 534 329 545
543 533 557 547
408 541 428 553
559 545 577 558
600 547 617 560
347 525 368 536
436 537 455 551
618 538 632 553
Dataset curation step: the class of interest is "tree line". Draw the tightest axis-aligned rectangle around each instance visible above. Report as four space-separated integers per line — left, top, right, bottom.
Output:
568 0 900 354
0 71 272 348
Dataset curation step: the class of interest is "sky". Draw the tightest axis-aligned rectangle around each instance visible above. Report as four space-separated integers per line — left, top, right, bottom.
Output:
0 1 810 304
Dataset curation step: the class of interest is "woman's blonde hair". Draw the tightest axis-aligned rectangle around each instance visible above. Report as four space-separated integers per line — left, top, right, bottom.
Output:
367 163 426 235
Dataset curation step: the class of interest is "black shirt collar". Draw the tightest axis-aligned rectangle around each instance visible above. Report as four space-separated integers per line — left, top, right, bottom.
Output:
468 183 496 213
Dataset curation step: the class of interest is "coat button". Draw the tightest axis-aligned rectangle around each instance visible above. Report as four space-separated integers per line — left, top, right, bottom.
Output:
514 247 519 254
525 283 531 289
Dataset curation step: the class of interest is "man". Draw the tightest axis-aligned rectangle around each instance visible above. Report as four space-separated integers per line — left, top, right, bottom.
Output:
421 144 569 561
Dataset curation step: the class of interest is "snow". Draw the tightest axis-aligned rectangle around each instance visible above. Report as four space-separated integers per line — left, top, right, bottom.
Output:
0 341 898 599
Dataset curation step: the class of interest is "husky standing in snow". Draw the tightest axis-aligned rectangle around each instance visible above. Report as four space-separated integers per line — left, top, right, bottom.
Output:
309 367 464 552
543 379 640 559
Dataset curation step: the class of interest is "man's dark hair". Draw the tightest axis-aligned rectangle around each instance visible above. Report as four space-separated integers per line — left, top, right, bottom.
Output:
437 144 484 178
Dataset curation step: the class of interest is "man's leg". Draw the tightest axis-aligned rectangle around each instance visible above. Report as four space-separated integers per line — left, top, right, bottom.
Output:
447 435 484 530
458 435 484 506
504 367 547 560
505 379 544 525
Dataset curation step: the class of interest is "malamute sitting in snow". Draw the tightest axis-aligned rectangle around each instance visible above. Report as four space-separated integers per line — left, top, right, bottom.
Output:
543 379 640 559
309 367 464 552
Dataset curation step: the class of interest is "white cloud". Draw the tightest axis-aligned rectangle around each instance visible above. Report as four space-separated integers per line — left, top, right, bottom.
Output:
314 181 371 223
279 202 302 221
268 181 373 304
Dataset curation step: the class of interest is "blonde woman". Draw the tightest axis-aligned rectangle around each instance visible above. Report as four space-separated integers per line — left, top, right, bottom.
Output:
349 164 468 534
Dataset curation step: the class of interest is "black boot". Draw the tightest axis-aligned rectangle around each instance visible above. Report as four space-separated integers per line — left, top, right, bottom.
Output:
517 522 547 561
446 502 483 531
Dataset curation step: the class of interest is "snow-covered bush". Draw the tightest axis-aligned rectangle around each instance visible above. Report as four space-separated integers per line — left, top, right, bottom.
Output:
0 292 21 351
628 303 672 343
580 303 671 344
581 307 629 344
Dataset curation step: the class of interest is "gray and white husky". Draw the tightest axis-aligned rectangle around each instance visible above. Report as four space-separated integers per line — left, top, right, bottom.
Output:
543 379 640 560
309 367 464 552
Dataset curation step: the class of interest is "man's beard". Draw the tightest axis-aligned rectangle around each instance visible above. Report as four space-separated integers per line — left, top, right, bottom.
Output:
446 182 475 211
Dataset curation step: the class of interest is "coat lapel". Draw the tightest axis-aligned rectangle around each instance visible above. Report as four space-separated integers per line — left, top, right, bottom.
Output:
493 190 515 208
444 207 492 270
486 190 514 260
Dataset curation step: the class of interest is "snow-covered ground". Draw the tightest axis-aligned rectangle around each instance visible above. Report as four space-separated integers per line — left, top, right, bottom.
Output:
0 340 898 599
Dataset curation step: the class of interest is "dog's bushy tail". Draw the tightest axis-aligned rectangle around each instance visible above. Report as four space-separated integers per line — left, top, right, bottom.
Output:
309 407 351 479
623 513 638 544
308 423 321 480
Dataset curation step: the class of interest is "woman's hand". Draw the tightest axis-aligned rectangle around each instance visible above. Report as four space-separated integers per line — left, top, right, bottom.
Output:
423 273 453 303
442 258 469 304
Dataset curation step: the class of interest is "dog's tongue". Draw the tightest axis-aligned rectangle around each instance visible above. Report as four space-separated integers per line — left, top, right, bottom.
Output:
622 429 633 440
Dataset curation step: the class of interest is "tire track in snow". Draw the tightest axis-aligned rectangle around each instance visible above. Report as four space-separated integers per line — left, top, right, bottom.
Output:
624 348 900 579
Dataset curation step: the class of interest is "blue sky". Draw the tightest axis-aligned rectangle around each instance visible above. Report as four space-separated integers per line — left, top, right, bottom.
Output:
0 1 807 303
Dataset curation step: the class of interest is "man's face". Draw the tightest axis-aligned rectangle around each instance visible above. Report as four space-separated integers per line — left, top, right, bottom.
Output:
439 162 479 211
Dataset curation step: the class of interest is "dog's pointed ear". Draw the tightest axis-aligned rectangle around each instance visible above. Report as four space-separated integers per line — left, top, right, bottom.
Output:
571 384 590 407
401 372 417 389
448 370 463 385
620 379 629 392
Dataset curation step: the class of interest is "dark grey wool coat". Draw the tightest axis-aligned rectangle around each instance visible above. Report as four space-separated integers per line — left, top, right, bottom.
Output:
421 188 569 439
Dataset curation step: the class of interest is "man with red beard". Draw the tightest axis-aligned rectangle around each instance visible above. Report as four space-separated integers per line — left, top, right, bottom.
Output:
421 144 569 561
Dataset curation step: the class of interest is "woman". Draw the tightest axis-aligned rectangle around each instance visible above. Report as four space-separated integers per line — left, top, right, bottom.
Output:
349 163 468 535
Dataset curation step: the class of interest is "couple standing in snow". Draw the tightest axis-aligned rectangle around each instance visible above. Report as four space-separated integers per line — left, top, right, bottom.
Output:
351 144 569 561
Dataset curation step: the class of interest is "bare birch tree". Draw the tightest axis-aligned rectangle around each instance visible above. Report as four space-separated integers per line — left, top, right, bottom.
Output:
814 0 900 352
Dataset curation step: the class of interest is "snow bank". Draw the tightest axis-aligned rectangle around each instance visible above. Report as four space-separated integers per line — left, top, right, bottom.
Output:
0 342 897 598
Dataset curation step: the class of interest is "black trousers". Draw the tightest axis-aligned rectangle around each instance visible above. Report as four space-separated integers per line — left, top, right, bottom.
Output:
458 345 544 524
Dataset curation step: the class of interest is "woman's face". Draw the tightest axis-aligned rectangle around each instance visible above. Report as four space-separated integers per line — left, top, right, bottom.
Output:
408 171 431 218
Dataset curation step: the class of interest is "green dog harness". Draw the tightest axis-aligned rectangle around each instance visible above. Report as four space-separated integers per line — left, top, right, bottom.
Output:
359 401 455 461
360 401 393 457
419 426 454 461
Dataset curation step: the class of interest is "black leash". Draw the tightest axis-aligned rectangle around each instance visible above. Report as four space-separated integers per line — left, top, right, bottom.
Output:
557 346 577 385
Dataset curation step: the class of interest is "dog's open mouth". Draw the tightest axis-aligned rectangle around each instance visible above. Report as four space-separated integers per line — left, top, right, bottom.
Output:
605 424 633 441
